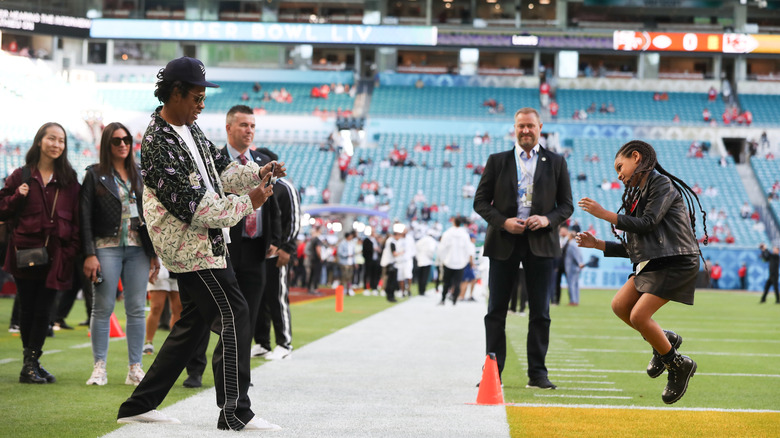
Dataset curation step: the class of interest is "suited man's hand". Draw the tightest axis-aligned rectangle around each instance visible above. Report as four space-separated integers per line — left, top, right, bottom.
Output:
503 218 527 234
526 215 550 231
276 249 291 267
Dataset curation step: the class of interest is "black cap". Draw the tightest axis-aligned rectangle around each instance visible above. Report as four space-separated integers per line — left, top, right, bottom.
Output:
162 56 219 88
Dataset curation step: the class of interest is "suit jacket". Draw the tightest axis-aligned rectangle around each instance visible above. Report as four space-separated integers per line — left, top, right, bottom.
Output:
220 147 281 271
474 145 573 260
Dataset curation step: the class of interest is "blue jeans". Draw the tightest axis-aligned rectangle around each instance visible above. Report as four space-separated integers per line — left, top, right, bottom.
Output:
90 246 149 365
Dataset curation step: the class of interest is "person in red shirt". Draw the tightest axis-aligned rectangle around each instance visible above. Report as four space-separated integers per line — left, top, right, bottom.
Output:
702 108 711 122
710 263 722 289
549 100 559 118
708 86 717 102
743 110 753 126
738 263 747 290
539 81 551 108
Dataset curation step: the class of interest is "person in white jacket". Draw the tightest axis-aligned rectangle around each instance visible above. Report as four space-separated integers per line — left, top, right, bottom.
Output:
415 231 438 296
437 216 473 305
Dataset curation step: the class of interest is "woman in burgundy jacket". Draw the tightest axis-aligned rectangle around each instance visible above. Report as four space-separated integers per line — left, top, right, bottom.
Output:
0 122 80 384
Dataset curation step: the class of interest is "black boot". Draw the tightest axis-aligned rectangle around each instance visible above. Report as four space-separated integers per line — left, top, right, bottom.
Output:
660 348 697 404
32 350 56 383
19 348 47 384
647 330 683 378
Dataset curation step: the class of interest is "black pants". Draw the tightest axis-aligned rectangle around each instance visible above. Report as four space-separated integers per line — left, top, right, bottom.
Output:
53 256 87 323
306 261 321 292
762 276 779 302
385 266 398 301
553 265 564 305
118 260 255 430
364 260 380 290
417 265 431 296
485 240 554 378
441 266 464 304
14 275 57 351
256 262 292 350
509 267 529 313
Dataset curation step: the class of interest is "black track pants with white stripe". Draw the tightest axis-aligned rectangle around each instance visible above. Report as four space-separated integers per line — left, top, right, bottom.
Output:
255 261 292 350
118 259 255 430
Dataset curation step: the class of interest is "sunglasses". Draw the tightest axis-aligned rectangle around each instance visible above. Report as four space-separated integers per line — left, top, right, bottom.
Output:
110 136 132 147
189 91 206 105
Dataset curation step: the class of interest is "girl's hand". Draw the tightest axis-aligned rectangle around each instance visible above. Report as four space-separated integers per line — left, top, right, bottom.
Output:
578 197 608 219
17 183 29 197
575 232 598 248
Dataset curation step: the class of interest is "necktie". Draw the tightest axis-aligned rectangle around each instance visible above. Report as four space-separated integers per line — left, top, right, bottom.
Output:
245 210 257 237
238 153 248 165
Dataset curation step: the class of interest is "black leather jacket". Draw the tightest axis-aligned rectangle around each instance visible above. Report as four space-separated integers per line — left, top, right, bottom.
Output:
79 164 153 257
604 170 700 263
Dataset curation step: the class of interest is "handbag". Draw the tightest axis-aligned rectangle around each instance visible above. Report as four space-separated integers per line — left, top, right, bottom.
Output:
15 188 58 269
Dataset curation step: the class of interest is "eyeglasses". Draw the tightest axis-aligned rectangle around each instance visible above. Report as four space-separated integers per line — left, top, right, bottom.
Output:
189 91 206 105
110 136 133 147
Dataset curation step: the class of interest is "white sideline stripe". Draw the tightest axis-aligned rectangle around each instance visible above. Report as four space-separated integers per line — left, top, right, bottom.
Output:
71 342 93 349
46 349 62 354
550 368 780 378
574 348 780 358
0 358 18 364
534 394 633 400
553 374 609 378
508 402 780 414
559 334 780 344
555 380 615 384
558 387 623 392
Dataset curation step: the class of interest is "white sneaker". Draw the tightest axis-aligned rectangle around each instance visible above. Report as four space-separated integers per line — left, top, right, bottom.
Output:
125 363 145 386
117 409 181 424
143 343 154 355
243 417 281 431
86 360 107 386
251 344 270 357
265 345 292 360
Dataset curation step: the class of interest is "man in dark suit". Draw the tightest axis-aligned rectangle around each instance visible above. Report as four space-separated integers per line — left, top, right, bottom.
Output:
474 107 573 389
362 230 382 295
183 105 280 386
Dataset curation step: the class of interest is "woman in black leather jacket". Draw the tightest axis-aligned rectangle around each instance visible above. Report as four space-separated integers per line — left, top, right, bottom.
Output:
576 140 707 405
80 122 159 387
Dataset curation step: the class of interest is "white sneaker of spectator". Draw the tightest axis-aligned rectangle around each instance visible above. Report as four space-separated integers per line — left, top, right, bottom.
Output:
125 363 145 386
251 344 270 357
244 417 281 431
265 345 292 360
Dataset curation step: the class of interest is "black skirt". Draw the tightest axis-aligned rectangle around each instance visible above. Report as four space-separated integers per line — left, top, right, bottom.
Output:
631 254 699 305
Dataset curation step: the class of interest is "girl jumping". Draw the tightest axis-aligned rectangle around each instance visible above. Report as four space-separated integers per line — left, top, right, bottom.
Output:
576 139 707 404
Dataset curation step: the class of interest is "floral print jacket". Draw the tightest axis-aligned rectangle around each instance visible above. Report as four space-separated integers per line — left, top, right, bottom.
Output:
141 106 262 273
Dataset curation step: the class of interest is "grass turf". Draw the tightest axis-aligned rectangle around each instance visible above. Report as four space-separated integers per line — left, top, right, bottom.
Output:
503 288 780 437
0 292 394 438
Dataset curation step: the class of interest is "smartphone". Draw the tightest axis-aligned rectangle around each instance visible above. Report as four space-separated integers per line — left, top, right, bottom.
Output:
265 163 275 187
94 270 103 285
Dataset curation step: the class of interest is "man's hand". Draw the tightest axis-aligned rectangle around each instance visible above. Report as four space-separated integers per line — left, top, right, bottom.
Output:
526 215 550 231
276 249 291 267
503 218 527 234
149 257 161 283
248 173 274 209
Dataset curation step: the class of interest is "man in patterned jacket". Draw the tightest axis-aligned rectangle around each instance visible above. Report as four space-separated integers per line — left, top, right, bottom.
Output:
116 56 284 432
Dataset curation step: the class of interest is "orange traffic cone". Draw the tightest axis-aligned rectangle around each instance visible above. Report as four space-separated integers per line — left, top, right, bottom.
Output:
335 285 344 313
476 353 504 405
109 312 126 338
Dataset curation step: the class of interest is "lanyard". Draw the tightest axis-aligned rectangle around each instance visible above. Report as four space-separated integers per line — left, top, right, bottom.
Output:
515 147 534 185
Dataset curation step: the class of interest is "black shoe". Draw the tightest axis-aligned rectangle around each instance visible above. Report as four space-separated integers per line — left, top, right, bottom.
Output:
661 353 696 404
526 378 557 390
647 330 683 379
32 350 56 383
54 319 74 330
183 374 202 388
78 320 90 327
19 349 47 384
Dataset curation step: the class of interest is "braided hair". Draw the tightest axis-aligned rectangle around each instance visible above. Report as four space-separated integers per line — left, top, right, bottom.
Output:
611 140 709 252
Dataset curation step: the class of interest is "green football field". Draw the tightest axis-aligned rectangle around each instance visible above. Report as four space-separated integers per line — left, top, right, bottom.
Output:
0 287 777 437
501 288 780 437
